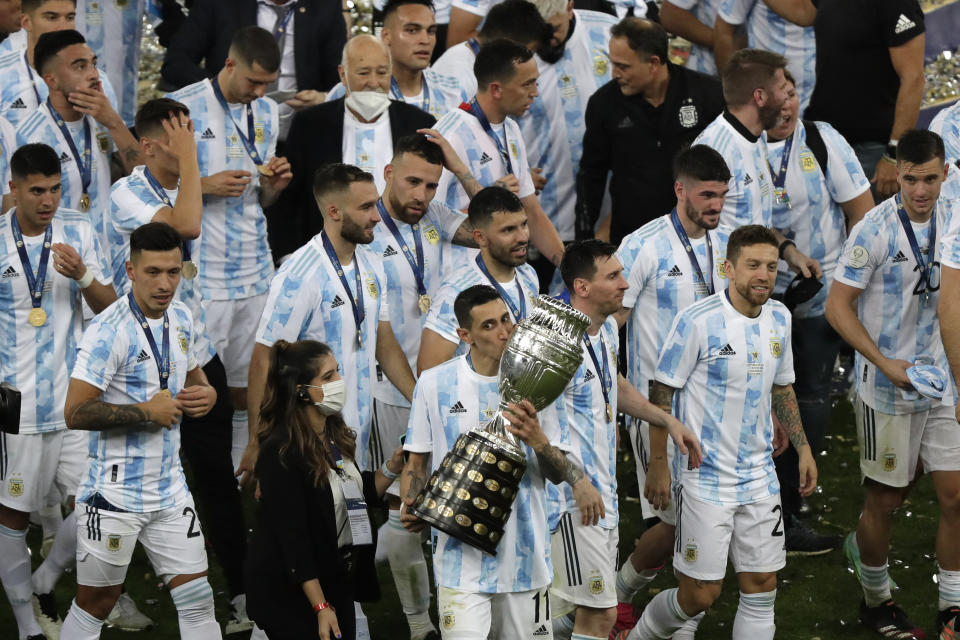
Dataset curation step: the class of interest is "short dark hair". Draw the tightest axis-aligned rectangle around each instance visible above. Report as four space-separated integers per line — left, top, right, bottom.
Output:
560 240 617 291
134 98 191 139
228 26 281 73
34 29 86 75
392 134 444 166
22 0 76 14
609 18 668 63
726 224 778 265
10 143 61 181
312 163 375 205
475 39 534 90
674 145 732 184
721 48 787 107
454 284 503 328
479 0 550 45
897 129 945 166
130 222 183 260
467 186 524 228
383 0 435 23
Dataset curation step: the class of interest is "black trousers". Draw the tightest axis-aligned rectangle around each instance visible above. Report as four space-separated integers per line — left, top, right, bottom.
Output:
180 355 246 598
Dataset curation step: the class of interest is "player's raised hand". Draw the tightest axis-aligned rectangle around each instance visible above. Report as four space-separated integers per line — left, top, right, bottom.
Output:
201 170 252 198
417 127 468 175
798 447 818 496
572 477 605 525
50 243 86 281
643 457 672 511
503 400 548 449
158 113 196 160
494 174 520 194
144 392 181 429
69 85 123 128
176 384 217 417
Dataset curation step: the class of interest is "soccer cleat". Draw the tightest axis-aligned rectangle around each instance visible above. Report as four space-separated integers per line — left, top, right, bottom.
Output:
785 515 839 556
105 592 154 631
26 635 48 640
33 592 62 640
609 602 640 639
844 532 900 590
40 535 55 559
938 606 960 639
225 593 254 635
859 599 927 639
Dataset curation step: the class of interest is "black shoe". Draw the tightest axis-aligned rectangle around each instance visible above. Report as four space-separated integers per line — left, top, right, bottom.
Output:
937 605 960 638
859 599 926 639
26 635 47 640
422 633 441 640
32 591 61 638
785 515 839 556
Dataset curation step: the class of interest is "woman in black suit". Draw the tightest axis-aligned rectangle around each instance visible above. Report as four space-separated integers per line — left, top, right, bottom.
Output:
245 339 404 640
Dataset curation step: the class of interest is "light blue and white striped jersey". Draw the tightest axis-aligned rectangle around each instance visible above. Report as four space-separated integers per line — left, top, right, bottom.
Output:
0 29 26 56
255 235 390 470
669 0 723 76
423 258 539 348
930 101 960 167
326 69 469 120
107 166 217 367
656 291 794 505
519 10 615 242
431 41 478 98
718 0 816 112
369 201 465 406
0 208 111 433
167 79 278 301
404 354 563 593
694 112 774 228
0 115 13 192
16 104 115 253
343 109 393 194
835 196 949 415
768 121 870 318
73 298 198 512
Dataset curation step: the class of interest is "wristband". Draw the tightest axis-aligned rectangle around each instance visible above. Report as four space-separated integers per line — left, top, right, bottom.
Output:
380 461 400 480
778 239 795 260
313 601 332 613
76 270 95 289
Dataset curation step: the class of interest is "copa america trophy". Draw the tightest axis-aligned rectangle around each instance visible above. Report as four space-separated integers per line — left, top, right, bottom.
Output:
410 295 590 554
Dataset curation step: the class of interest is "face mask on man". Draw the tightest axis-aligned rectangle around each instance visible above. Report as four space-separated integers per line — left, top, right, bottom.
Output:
345 90 391 121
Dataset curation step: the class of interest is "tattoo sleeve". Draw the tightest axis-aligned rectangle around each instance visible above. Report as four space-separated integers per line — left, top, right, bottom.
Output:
68 399 156 431
534 442 584 486
452 219 479 248
403 466 427 503
456 170 483 200
772 384 808 450
649 381 676 415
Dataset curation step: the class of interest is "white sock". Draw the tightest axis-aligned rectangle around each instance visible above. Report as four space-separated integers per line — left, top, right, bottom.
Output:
732 590 776 640
37 502 63 540
231 410 249 472
671 611 704 640
61 598 104 640
628 588 690 640
861 563 892 607
33 509 78 594
0 523 43 638
553 612 575 640
940 567 960 611
385 511 436 638
572 634 606 640
170 578 222 639
616 557 659 603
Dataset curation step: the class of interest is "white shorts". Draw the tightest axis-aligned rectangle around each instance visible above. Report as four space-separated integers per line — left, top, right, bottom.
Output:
628 419 677 525
438 585 554 640
855 397 960 487
0 430 86 513
75 495 208 586
203 293 268 388
372 400 409 499
550 511 618 609
673 488 785 581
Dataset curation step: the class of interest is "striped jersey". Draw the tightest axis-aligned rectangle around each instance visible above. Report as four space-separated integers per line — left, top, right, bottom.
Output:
107 165 217 367
325 69 469 120
656 291 794 505
668 0 723 76
0 115 13 193
930 101 960 167
0 208 111 433
431 41 478 98
72 298 198 513
0 29 26 56
342 108 393 194
167 79 278 301
835 196 948 415
767 121 870 318
255 234 390 470
694 112 774 228
404 354 564 593
519 10 616 242
369 201 466 407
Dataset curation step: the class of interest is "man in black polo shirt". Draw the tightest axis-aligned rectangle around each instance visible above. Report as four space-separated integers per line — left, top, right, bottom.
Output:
575 18 724 246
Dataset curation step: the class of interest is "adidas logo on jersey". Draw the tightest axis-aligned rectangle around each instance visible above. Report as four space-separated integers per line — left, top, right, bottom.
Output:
331 295 345 309
892 250 909 263
719 343 736 356
58 151 72 164
479 152 493 165
583 369 596 381
449 401 467 414
200 128 216 140
743 173 753 186
667 265 683 277
9 97 26 109
1 265 18 278
894 13 916 34
136 349 151 363
383 245 398 257
617 116 634 129
533 625 549 637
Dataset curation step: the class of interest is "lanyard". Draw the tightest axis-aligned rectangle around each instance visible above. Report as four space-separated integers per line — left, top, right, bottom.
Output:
321 231 366 346
11 211 52 310
390 75 431 114
669 209 714 297
466 38 481 55
127 292 171 391
270 4 294 40
142 167 191 263
895 193 937 297
475 253 525 321
211 77 265 167
768 133 795 207
583 332 613 422
377 199 427 298
460 98 512 173
329 440 346 476
47 98 91 197
23 51 42 106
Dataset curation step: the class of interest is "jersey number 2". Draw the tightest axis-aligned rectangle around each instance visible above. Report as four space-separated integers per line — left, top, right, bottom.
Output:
770 504 784 537
183 506 201 538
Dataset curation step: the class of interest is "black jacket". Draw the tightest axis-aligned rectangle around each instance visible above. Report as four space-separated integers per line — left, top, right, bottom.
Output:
268 98 436 260
576 63 724 246
160 0 345 92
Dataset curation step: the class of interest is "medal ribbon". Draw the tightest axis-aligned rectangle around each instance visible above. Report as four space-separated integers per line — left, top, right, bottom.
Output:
895 193 937 295
390 75 431 114
127 292 171 391
583 332 613 421
321 231 366 340
460 98 512 173
475 253 525 321
211 77 265 167
466 38 481 55
11 211 52 311
376 199 427 299
142 167 191 263
270 4 295 40
768 131 795 191
47 98 92 199
669 209 714 297
24 51 42 106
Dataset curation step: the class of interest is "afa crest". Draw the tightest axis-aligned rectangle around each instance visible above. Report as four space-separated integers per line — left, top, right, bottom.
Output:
442 612 456 630
800 152 817 172
589 576 604 595
593 52 608 76
769 337 782 358
107 535 122 552
254 124 266 143
177 328 189 354
424 225 440 245
883 452 897 472
717 260 727 279
684 543 698 564
7 478 23 497
366 276 379 298
97 133 111 154
678 104 698 128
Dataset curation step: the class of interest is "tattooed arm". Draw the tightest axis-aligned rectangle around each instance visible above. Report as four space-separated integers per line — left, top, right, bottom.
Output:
399 452 430 532
64 378 181 431
772 383 818 495
645 381 677 509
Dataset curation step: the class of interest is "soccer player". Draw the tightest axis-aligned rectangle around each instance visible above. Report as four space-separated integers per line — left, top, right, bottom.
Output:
417 185 540 372
626 225 818 640
550 240 702 640
60 221 220 639
167 26 291 472
825 129 960 639
0 142 114 640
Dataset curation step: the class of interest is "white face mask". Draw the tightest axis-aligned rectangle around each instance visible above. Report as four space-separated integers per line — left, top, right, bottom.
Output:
311 379 346 416
345 90 391 121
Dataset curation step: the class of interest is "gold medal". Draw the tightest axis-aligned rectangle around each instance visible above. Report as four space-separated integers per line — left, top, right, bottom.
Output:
605 402 614 422
158 389 171 398
28 307 47 327
79 193 91 212
418 294 431 314
357 331 362 348
256 164 274 177
182 261 198 280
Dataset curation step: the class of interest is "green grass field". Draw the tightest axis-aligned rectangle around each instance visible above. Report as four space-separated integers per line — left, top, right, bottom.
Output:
1 397 950 639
